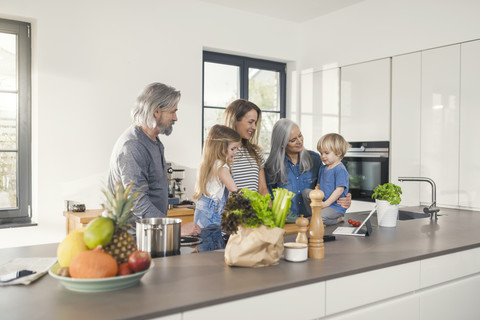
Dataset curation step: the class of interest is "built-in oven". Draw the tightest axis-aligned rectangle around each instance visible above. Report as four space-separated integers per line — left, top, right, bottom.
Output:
342 141 389 202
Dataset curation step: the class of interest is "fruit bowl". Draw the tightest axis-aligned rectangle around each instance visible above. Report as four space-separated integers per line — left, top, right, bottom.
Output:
48 262 154 292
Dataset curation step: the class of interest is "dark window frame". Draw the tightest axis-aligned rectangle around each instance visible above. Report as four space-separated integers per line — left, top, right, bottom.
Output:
0 18 33 227
202 51 286 145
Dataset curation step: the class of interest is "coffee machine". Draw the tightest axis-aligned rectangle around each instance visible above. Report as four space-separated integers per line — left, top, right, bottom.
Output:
167 163 186 206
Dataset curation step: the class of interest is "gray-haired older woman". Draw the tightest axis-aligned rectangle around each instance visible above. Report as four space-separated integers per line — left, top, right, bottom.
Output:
265 119 350 223
108 82 200 236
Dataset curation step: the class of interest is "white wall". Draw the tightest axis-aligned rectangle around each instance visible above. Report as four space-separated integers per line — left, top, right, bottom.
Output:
299 0 480 71
0 0 299 248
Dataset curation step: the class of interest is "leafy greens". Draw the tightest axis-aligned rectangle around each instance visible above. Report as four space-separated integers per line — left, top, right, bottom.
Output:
221 188 295 234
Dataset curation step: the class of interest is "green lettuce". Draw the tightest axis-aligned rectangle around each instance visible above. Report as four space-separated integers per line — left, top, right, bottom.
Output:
221 187 295 234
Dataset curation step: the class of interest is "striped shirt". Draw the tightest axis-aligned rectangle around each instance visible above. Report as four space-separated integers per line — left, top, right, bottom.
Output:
231 146 265 191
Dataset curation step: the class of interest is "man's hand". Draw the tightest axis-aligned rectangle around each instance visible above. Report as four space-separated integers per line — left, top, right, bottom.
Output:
181 222 202 236
337 193 352 209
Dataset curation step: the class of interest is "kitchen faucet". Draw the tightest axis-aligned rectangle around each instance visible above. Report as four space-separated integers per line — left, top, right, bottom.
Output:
397 177 440 219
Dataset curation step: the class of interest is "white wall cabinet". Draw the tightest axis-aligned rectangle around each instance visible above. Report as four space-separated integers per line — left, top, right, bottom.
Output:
391 52 422 206
459 40 480 210
340 58 391 142
420 45 460 207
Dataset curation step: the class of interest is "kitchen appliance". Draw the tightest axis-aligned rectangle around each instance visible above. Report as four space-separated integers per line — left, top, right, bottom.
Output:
167 163 186 205
171 169 186 201
342 141 389 202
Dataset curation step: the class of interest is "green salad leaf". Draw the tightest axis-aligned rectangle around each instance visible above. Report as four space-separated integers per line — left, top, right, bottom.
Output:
221 187 295 234
241 189 275 228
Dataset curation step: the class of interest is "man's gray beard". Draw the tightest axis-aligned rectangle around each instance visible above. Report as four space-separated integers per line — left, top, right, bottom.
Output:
158 122 173 136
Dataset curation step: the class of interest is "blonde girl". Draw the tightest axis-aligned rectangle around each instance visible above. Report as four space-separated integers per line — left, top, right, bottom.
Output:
316 133 351 226
193 125 241 229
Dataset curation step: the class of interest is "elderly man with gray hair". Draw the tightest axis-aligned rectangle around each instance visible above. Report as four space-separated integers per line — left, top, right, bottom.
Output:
108 82 201 236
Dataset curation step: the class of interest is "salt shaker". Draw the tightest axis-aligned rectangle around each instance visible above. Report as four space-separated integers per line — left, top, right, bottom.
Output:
295 215 309 244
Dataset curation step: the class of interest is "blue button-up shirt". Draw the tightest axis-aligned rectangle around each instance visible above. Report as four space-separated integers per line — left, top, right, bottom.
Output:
267 150 321 222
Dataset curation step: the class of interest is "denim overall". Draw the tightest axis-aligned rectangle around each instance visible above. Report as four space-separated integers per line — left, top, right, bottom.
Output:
194 189 228 251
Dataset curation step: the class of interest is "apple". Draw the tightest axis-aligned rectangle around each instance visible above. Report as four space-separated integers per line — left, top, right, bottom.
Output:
128 250 151 272
118 262 132 276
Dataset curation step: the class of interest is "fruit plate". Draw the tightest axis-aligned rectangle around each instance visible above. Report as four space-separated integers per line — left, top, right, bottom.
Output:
48 262 154 293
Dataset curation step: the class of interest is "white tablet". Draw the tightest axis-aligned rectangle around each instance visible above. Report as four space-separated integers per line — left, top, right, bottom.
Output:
333 207 376 237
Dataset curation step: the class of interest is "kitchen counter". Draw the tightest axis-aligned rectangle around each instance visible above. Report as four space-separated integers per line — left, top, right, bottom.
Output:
63 207 195 235
2 206 480 320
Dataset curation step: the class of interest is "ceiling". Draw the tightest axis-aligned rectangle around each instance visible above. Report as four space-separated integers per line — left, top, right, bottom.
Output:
199 0 365 23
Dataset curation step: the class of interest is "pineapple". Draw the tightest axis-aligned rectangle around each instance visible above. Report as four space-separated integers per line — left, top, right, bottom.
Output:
102 181 139 264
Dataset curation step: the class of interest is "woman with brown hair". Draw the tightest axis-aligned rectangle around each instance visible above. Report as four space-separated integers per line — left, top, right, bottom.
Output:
223 99 269 195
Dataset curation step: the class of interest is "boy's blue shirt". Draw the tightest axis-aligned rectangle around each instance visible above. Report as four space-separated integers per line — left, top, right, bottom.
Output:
318 162 349 214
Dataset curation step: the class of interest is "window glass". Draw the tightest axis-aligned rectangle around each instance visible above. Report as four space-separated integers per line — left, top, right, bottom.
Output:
0 152 17 208
259 112 280 154
203 52 286 152
0 32 17 91
249 68 280 111
204 62 240 108
203 108 225 142
0 92 18 149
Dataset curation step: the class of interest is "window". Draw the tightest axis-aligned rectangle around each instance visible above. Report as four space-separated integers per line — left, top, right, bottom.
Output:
202 51 286 152
0 18 32 226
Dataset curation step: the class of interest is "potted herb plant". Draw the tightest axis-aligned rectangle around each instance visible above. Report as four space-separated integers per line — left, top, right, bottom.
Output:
372 183 402 227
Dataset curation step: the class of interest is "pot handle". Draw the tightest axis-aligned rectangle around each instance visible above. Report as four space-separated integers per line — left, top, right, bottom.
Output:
146 225 163 231
144 225 163 245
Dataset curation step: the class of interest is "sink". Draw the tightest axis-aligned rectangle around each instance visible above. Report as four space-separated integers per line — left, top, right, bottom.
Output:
398 210 430 220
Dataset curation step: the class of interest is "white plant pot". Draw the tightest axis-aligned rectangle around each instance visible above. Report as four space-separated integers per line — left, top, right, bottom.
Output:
376 199 399 227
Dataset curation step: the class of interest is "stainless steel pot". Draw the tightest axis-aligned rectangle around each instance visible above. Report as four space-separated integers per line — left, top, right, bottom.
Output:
136 218 183 258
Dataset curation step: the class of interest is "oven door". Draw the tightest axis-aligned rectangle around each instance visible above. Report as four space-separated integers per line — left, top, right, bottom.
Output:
342 153 389 202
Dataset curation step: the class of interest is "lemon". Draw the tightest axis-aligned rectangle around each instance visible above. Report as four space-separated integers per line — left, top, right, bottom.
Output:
57 228 88 267
83 217 115 249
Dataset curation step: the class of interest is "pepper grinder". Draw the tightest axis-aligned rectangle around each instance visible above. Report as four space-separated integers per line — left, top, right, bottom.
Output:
308 185 325 259
295 215 309 244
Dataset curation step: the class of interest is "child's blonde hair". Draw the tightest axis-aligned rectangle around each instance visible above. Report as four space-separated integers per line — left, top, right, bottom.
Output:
317 133 351 158
193 125 241 199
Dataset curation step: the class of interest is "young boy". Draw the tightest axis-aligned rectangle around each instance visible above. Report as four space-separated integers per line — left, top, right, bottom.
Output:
316 133 350 226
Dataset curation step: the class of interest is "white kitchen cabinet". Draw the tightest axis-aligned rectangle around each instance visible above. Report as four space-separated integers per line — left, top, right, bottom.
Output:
300 68 340 151
418 274 480 320
391 52 422 206
459 40 480 210
183 282 326 320
340 58 391 142
325 262 419 315
420 45 460 207
420 247 480 288
326 294 419 320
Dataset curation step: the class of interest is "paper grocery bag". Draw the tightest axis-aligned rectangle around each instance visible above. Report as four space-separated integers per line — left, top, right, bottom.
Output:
224 225 285 267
